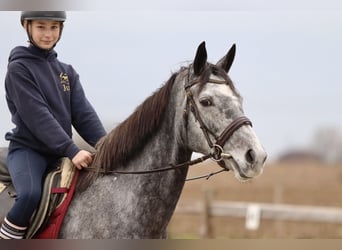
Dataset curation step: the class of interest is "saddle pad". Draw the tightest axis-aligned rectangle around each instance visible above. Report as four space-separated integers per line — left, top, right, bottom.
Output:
35 169 79 239
0 183 6 193
25 157 76 239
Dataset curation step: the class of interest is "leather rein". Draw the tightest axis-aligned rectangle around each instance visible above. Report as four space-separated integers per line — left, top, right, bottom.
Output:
86 75 252 180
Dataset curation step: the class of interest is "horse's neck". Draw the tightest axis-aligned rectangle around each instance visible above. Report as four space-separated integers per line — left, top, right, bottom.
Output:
65 117 191 238
61 81 193 238
130 114 191 174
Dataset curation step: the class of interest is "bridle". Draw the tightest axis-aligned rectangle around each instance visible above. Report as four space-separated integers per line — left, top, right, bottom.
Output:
85 71 252 180
183 75 252 171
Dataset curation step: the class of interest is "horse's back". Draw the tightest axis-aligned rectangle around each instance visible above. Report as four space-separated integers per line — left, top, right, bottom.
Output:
0 184 15 222
0 147 12 222
0 147 10 185
0 147 8 171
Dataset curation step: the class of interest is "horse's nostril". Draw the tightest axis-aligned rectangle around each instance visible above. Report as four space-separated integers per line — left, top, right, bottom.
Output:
245 149 256 164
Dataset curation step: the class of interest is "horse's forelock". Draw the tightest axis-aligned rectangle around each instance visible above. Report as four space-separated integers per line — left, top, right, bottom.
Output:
197 64 237 94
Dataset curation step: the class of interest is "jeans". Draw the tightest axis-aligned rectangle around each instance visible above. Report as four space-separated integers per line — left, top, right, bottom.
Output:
6 147 59 227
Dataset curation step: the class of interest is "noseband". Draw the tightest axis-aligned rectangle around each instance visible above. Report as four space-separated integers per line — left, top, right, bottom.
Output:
184 77 252 170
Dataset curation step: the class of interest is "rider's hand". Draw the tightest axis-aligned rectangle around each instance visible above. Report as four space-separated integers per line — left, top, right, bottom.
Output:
72 150 93 170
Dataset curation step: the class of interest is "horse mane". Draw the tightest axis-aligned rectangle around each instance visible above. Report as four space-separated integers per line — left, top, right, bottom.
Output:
78 72 179 190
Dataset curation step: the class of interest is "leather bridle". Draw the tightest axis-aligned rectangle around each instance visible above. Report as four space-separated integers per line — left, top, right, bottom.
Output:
184 76 252 170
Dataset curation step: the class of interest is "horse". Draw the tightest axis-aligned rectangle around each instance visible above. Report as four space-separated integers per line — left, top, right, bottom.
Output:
1 42 267 239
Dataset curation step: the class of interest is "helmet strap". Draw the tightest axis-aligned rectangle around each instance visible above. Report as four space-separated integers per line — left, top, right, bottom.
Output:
25 20 63 52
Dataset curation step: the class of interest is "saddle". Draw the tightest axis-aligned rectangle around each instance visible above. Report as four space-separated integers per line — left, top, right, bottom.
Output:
0 156 78 239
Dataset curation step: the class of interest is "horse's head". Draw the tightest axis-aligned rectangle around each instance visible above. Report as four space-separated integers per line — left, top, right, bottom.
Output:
182 42 267 181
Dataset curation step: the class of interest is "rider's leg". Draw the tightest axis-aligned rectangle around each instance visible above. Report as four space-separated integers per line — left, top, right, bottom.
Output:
0 147 53 239
0 216 27 239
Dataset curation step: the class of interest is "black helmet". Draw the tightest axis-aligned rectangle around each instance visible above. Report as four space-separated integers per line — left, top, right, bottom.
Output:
21 11 66 26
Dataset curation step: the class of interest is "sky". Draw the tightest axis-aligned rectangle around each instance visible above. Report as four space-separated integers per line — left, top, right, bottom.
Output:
0 1 342 160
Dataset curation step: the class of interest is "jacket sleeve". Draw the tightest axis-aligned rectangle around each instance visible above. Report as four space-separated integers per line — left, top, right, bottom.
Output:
5 65 80 159
69 67 106 147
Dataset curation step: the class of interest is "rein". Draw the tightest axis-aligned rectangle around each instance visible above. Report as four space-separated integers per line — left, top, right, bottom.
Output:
86 154 211 175
85 154 227 181
85 72 252 181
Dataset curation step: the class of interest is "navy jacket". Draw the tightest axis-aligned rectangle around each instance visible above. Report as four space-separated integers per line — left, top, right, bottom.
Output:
5 45 106 159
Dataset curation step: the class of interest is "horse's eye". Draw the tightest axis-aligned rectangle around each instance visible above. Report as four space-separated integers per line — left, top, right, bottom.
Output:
199 98 212 107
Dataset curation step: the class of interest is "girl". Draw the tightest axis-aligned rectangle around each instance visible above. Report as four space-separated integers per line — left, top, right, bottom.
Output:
0 11 106 239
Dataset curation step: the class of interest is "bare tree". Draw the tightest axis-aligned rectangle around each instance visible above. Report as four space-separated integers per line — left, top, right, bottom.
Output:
310 126 342 164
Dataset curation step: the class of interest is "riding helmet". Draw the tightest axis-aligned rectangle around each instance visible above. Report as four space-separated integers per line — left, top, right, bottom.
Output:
20 11 66 26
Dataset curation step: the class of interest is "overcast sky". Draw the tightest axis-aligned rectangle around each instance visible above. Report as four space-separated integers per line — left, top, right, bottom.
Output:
0 2 342 160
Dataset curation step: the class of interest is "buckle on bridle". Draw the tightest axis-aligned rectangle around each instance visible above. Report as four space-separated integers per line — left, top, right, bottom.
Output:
210 144 232 162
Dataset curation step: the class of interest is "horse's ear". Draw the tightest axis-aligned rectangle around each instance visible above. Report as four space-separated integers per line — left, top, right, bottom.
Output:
216 44 236 73
193 41 207 76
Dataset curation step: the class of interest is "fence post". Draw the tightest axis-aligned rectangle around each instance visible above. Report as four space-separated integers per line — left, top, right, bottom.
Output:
273 184 284 236
200 187 213 238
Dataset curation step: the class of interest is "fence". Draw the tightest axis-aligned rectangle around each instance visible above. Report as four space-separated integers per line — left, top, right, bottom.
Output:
174 190 342 238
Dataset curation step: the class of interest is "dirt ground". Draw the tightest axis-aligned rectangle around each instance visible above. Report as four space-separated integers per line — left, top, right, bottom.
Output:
167 160 342 238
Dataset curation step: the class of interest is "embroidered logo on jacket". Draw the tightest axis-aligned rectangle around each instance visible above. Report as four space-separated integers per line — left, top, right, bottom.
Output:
59 73 70 92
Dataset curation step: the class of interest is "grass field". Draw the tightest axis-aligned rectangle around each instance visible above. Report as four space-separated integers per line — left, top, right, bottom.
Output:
167 160 342 238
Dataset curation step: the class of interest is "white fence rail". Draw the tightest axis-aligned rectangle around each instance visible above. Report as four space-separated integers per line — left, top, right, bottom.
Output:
175 200 342 224
172 187 342 237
